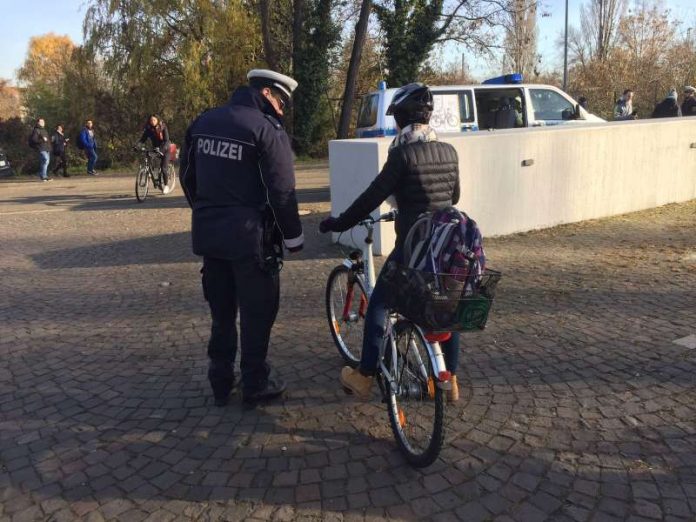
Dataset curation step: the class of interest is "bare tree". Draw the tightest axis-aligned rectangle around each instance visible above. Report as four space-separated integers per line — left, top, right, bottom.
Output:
337 0 372 139
501 0 538 77
579 0 627 61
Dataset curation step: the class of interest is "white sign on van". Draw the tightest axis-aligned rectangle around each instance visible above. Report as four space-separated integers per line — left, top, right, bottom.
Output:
430 94 461 133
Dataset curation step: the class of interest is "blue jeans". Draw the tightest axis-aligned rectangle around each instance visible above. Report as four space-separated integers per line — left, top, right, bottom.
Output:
38 151 50 180
360 247 460 375
86 148 98 173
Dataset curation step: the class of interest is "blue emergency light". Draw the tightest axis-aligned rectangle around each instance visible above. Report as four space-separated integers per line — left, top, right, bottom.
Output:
482 73 523 85
378 81 387 90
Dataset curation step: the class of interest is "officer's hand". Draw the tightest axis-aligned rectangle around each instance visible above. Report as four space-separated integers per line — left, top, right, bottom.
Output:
287 244 303 254
319 217 339 233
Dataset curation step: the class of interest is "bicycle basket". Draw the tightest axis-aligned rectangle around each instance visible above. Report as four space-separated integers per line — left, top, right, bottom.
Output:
381 262 501 332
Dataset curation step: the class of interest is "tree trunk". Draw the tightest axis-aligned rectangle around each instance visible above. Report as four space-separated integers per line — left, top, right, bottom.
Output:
337 0 372 139
259 0 279 70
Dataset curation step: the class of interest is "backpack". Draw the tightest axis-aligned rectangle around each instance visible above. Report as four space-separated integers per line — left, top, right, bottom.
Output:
382 206 495 331
403 206 486 295
28 130 37 149
75 132 85 150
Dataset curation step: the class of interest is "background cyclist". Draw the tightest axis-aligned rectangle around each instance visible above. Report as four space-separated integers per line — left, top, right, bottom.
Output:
137 114 172 193
319 83 463 402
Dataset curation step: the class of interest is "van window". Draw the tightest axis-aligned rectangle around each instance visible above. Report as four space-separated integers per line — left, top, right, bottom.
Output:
357 94 379 128
529 89 575 121
474 88 525 130
430 91 474 132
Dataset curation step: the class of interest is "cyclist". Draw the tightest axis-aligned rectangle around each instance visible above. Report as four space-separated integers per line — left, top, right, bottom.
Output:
137 115 172 193
319 83 463 401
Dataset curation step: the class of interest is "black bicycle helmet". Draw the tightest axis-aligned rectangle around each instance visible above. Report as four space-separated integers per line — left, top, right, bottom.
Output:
386 83 434 128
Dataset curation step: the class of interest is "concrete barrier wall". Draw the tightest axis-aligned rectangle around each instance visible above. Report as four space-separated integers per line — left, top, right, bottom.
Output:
329 119 696 255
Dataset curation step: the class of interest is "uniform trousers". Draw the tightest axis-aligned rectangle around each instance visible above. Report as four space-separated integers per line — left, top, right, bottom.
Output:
202 256 279 394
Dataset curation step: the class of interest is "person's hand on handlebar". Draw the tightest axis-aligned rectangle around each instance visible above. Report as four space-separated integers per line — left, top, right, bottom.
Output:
319 217 341 233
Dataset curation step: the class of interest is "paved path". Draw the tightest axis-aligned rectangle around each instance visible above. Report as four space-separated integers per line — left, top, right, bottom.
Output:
1 175 695 521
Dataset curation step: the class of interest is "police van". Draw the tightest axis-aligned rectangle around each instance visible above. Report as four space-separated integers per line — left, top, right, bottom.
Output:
354 74 605 138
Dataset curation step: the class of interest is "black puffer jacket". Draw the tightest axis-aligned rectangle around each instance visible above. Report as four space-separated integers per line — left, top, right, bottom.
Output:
332 140 460 246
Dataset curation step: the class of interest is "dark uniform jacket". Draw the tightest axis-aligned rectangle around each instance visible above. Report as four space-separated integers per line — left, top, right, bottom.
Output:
30 126 50 153
332 140 460 247
180 86 303 261
682 97 696 117
140 123 170 148
51 132 68 156
652 98 682 118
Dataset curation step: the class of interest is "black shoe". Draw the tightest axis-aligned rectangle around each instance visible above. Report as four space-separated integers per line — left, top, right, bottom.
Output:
242 377 287 406
208 362 236 408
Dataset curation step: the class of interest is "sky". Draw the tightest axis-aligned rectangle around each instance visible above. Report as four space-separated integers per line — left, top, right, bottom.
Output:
1 0 694 83
0 0 86 81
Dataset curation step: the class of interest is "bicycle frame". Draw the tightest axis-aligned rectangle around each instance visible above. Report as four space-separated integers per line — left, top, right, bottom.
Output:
377 320 451 397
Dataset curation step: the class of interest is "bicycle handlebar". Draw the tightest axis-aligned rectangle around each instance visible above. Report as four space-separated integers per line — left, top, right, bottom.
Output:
358 209 397 227
134 146 164 157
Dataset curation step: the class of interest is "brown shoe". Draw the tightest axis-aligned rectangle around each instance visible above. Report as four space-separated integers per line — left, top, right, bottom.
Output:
340 366 373 400
447 375 459 402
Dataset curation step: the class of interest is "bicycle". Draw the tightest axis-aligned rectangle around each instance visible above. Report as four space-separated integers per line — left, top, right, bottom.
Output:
324 211 451 466
134 148 176 202
325 210 501 467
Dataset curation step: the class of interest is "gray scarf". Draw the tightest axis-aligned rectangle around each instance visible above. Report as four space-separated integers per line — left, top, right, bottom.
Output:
389 123 438 150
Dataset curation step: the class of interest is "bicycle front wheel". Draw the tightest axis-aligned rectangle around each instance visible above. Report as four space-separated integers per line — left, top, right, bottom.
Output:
135 166 150 202
325 265 368 367
387 320 444 467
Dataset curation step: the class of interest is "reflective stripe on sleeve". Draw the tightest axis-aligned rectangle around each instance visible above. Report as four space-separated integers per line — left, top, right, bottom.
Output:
283 233 304 249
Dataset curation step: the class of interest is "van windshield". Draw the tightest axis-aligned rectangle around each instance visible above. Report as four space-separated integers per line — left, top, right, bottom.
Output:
357 94 379 128
430 91 475 132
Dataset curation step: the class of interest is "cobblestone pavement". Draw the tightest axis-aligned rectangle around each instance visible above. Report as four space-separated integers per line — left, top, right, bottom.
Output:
1 175 695 521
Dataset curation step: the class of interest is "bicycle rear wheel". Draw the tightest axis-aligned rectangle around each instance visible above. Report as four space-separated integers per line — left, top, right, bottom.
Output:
165 164 176 192
387 320 444 467
135 166 149 202
325 265 368 367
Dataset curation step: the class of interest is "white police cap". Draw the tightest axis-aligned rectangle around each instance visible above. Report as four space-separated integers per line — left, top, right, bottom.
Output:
247 69 298 100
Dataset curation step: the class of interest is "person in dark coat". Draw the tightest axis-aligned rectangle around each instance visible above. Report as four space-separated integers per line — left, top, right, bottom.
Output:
652 88 682 118
681 86 696 117
51 124 70 177
319 83 463 402
138 115 172 192
30 118 51 182
180 69 304 407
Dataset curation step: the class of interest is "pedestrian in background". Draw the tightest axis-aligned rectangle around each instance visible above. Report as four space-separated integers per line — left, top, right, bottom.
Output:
614 89 637 120
51 124 70 178
681 86 696 116
29 118 52 182
652 88 682 118
78 120 99 175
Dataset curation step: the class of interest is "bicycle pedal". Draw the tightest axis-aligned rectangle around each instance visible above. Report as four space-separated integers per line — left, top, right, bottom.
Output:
437 381 452 391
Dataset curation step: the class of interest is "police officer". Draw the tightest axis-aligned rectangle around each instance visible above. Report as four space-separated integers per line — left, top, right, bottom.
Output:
180 69 304 407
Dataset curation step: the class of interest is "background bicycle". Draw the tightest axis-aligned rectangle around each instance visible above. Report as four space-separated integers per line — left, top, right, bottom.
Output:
134 147 176 202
